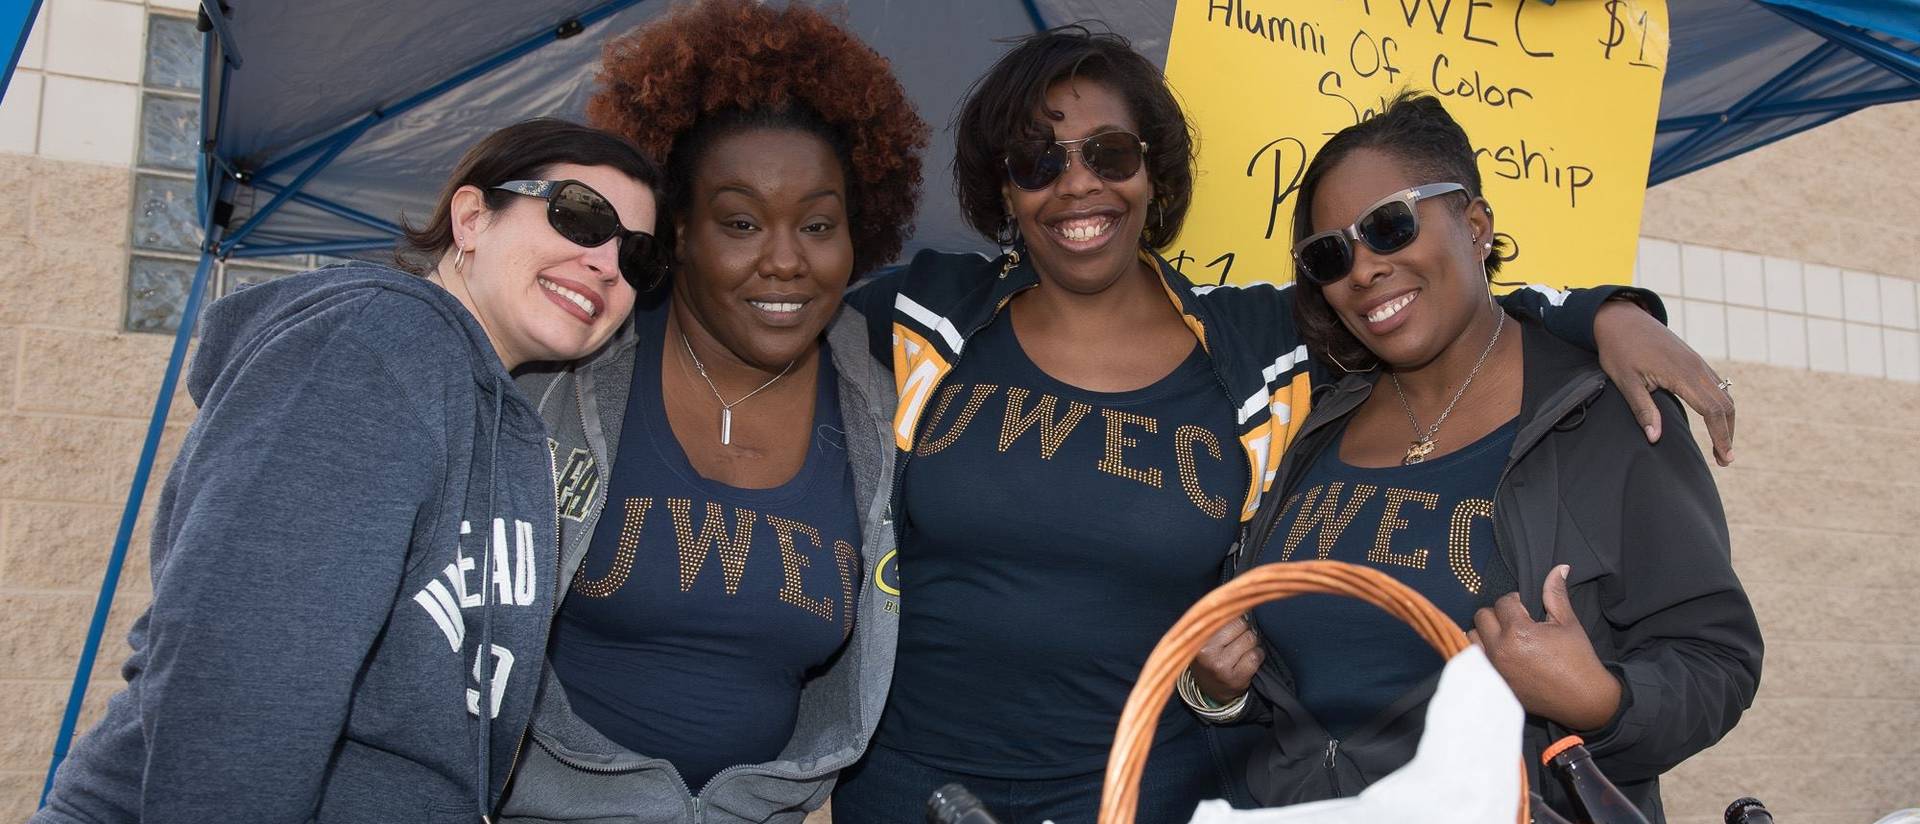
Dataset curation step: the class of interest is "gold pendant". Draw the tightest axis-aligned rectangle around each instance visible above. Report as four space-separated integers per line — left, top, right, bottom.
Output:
1403 436 1436 465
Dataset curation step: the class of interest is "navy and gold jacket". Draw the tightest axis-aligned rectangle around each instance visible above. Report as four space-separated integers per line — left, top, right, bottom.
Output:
842 248 1650 542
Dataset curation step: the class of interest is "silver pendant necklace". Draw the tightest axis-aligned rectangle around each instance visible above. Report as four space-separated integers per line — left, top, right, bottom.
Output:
679 331 796 446
1388 309 1505 465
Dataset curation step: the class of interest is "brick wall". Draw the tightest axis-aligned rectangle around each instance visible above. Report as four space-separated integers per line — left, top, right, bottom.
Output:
1634 101 1920 824
0 152 189 820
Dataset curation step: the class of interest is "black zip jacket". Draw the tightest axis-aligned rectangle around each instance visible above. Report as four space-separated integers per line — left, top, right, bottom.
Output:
1229 316 1763 823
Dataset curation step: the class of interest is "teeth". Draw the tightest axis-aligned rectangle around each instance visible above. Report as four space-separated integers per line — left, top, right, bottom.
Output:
749 300 805 313
1053 217 1113 243
1367 292 1416 323
540 279 596 317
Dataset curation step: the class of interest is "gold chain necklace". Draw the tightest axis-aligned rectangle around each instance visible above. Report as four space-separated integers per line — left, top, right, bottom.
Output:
1387 310 1505 465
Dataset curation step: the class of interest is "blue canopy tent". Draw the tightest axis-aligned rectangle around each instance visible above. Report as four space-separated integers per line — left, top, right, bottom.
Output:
28 0 1920 802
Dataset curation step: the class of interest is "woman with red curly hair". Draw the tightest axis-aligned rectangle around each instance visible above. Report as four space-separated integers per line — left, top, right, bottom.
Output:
496 2 924 822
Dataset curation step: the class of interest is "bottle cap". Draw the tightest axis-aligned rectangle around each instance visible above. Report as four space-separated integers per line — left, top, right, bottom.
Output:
1725 797 1768 822
1541 734 1586 765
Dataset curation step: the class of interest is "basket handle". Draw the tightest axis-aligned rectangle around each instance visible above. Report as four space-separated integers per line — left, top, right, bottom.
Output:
1096 559 1529 824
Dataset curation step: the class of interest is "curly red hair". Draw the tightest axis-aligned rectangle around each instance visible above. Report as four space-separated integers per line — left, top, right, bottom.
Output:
588 0 927 277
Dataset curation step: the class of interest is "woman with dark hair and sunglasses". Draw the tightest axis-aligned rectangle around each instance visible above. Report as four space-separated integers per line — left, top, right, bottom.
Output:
492 3 925 822
833 25 1738 824
1189 92 1761 823
35 119 663 824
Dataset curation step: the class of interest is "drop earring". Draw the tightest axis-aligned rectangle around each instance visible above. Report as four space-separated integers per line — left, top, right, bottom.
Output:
997 211 1022 278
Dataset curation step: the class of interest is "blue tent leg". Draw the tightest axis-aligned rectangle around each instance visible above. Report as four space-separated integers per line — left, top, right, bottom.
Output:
39 249 220 808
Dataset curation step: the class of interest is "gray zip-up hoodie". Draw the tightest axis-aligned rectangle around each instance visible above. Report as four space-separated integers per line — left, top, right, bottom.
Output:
499 306 899 824
35 265 560 824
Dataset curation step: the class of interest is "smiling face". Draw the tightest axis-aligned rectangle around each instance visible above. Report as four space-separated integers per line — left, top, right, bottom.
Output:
672 128 854 371
1002 79 1154 295
1310 147 1493 371
453 162 652 369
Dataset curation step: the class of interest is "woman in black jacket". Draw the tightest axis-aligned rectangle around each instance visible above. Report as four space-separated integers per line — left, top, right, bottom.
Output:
1188 91 1762 823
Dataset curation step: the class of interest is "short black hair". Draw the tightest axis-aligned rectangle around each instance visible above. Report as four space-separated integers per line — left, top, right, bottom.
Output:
952 24 1194 250
1291 91 1499 370
395 118 661 276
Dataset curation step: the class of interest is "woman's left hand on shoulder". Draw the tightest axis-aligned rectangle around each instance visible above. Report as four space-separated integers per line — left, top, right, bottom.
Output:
1469 564 1623 733
1594 301 1735 466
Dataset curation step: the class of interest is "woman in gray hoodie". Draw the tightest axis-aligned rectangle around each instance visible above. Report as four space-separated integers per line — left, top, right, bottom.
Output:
35 119 664 824
495 3 924 823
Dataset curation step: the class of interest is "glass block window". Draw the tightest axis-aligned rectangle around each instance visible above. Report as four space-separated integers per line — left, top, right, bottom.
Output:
144 15 202 93
138 93 198 171
132 175 199 253
127 256 197 333
126 12 308 333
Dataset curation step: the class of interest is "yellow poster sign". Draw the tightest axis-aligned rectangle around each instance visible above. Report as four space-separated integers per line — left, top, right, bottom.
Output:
1163 0 1668 290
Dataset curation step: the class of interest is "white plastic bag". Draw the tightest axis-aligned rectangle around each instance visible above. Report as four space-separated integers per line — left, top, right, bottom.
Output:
1187 645 1523 824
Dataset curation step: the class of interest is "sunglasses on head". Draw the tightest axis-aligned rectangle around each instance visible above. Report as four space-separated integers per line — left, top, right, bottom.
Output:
1003 131 1149 191
1292 182 1468 286
493 179 664 290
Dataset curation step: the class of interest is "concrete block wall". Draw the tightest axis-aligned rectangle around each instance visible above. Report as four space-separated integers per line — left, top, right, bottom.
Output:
1 0 198 817
0 150 188 821
1643 101 1920 824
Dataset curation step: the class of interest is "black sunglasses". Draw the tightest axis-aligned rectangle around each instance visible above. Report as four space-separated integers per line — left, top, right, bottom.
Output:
1003 131 1150 191
1292 183 1468 286
493 179 663 289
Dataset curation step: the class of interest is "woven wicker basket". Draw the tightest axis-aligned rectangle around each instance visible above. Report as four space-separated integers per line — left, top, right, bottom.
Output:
1096 559 1529 824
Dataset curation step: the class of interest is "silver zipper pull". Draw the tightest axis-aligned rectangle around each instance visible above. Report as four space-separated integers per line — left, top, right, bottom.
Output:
1324 738 1339 768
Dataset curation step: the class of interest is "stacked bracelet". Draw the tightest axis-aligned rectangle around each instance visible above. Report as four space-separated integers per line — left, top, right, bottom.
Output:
1176 667 1249 722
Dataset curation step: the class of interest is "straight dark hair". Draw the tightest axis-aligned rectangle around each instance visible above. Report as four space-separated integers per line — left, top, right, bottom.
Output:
395 118 662 276
1291 91 1501 371
952 24 1195 250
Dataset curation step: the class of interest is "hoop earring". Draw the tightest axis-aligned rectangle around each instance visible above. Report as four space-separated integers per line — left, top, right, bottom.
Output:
1325 348 1378 374
452 246 466 272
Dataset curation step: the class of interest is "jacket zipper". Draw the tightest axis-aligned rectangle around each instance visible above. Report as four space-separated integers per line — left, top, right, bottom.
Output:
1324 738 1343 796
489 391 597 819
1239 375 1604 802
530 733 806 822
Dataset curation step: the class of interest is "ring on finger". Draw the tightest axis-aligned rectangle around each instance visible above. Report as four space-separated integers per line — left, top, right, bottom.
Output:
1715 378 1733 393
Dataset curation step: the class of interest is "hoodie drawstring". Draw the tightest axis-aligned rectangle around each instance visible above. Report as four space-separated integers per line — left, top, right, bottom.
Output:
476 381 504 821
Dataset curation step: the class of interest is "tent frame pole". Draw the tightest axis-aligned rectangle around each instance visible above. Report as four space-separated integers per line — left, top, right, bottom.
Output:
230 237 398 258
250 0 646 182
1765 3 1920 85
223 0 646 258
1649 40 1840 182
39 223 226 807
1657 86 1920 132
249 181 406 237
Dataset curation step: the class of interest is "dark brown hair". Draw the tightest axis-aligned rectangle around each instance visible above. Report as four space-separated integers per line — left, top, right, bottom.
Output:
586 0 927 279
395 118 661 275
952 24 1195 250
1291 91 1501 370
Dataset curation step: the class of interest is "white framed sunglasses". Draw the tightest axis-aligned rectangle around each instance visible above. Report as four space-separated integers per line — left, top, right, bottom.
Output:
1292 182 1467 285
